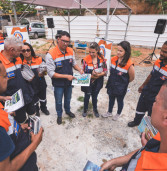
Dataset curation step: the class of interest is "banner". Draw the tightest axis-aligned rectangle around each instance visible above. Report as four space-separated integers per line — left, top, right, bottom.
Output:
5 25 30 44
0 40 4 51
95 37 113 71
0 32 4 51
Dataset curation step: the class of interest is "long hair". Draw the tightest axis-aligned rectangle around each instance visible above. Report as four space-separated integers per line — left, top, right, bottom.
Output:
89 42 103 59
20 42 36 60
118 41 131 67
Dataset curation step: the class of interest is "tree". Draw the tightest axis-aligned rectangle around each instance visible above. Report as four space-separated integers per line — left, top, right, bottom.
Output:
145 0 167 13
0 0 36 15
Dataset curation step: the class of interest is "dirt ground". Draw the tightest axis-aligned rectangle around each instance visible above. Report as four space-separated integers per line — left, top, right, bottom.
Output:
31 38 157 171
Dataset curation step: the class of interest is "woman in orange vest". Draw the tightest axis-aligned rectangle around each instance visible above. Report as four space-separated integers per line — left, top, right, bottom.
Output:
20 42 50 116
81 42 107 117
102 41 135 121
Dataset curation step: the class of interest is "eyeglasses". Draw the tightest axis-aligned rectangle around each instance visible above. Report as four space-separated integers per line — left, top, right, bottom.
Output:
22 49 31 53
60 39 71 44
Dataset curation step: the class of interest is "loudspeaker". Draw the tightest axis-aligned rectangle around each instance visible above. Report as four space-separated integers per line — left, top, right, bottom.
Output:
47 18 54 28
154 19 167 34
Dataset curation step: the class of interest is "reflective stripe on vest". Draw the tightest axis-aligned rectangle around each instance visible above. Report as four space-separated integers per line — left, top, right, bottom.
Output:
54 55 73 62
154 64 167 76
83 55 104 71
6 64 22 73
111 63 128 73
127 152 142 171
30 65 40 69
110 56 133 72
48 46 74 60
23 56 42 69
48 46 73 87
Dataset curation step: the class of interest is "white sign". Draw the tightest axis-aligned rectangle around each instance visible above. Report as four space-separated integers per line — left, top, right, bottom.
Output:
5 25 30 44
95 37 113 72
0 40 4 52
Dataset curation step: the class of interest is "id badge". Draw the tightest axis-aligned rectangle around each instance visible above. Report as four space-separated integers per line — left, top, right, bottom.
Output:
7 71 15 79
56 61 62 68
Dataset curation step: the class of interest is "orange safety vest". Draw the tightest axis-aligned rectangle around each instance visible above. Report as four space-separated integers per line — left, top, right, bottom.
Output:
82 54 105 72
48 46 74 87
107 56 133 96
142 59 167 101
0 52 34 104
0 103 11 132
23 56 42 69
81 55 106 93
23 56 46 93
122 132 167 171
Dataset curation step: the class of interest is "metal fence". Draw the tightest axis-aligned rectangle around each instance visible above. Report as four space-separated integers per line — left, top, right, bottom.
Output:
44 15 167 47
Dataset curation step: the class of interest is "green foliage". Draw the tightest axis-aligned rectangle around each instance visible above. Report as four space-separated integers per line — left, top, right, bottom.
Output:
145 0 160 5
77 96 84 102
144 0 167 13
77 102 93 112
131 49 142 57
77 105 84 112
54 9 85 16
0 0 36 15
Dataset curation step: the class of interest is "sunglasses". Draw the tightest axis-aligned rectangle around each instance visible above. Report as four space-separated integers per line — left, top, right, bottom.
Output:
22 49 31 53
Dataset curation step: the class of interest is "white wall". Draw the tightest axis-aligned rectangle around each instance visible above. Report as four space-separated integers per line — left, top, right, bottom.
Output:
44 15 167 47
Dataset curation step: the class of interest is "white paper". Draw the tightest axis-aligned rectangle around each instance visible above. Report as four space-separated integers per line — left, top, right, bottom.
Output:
72 73 91 86
4 89 24 113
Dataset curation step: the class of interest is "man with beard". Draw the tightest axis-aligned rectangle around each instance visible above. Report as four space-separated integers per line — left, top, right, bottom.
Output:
128 41 167 127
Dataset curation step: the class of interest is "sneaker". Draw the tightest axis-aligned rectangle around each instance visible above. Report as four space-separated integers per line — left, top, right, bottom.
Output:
128 121 140 127
41 109 50 115
94 109 99 118
36 111 40 117
82 110 87 117
112 114 120 121
57 117 62 125
101 112 112 118
66 111 75 118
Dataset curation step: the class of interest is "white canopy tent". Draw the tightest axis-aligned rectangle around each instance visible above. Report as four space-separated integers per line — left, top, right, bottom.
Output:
13 0 132 40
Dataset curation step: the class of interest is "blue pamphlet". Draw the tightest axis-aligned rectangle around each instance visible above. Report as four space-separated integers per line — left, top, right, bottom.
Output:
83 160 108 171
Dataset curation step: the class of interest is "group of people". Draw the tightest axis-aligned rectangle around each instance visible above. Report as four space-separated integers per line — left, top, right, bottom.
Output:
46 31 135 124
0 29 167 170
0 37 44 170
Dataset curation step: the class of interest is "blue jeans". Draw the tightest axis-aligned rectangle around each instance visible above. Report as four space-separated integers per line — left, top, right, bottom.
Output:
108 94 125 115
54 86 72 117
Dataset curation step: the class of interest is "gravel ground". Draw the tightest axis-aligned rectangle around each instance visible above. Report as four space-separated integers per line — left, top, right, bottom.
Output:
36 65 152 171
30 38 155 171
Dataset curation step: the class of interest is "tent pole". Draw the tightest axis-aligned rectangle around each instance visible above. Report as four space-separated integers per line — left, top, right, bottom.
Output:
124 9 131 40
11 2 18 25
105 0 111 40
68 10 71 35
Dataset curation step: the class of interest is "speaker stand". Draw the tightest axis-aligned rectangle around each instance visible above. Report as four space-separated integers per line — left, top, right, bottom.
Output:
139 34 160 64
48 28 55 51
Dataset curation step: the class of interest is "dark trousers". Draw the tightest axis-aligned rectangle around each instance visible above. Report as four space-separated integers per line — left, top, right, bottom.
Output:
84 90 100 111
108 94 125 115
134 93 154 124
34 87 47 112
15 100 36 123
